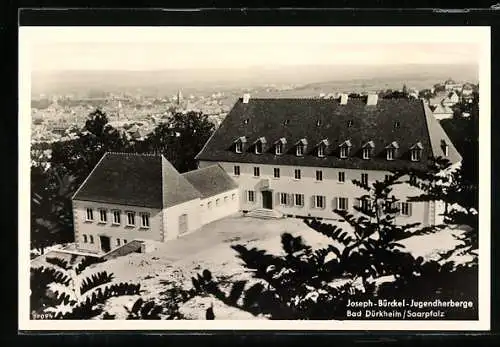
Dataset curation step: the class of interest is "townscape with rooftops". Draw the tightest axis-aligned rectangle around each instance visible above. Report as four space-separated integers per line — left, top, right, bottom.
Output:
29 48 480 320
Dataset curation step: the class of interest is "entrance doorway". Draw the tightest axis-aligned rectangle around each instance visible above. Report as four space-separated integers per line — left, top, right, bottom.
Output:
262 191 273 209
100 236 111 253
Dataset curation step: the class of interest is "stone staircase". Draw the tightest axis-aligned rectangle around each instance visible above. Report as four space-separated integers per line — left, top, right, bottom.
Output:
102 240 144 261
244 208 284 220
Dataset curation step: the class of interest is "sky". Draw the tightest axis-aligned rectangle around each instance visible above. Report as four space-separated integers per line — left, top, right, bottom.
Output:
21 27 485 71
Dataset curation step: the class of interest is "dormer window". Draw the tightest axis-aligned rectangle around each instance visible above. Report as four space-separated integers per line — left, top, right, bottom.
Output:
253 137 267 155
410 142 423 161
274 137 287 155
296 138 308 157
362 141 375 160
317 139 329 158
347 120 353 127
386 148 395 160
339 140 352 159
235 142 242 153
394 121 400 128
255 142 262 154
385 141 399 161
234 136 247 154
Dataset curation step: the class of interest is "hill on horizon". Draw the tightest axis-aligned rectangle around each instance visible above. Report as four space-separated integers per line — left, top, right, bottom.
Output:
31 63 478 97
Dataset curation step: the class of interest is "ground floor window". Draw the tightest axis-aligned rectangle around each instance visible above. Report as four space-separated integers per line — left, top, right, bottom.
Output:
89 235 94 244
248 190 255 202
140 213 150 228
360 198 371 212
314 195 326 209
400 202 412 216
337 197 348 211
83 234 88 243
294 193 304 207
127 212 136 226
116 238 121 246
279 192 288 205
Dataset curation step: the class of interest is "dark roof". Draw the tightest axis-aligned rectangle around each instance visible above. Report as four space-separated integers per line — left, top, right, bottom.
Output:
182 164 238 199
72 153 201 208
196 97 462 172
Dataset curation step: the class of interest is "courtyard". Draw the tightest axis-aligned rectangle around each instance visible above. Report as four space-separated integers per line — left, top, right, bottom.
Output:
32 213 470 319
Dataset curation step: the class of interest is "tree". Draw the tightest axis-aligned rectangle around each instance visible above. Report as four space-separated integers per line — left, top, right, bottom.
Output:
50 109 129 187
142 111 215 173
190 160 478 320
31 255 141 319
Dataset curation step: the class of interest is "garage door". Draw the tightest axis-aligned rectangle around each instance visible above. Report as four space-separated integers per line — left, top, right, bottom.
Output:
179 213 188 235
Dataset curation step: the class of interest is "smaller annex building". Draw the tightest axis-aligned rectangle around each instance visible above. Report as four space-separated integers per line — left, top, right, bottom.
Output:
71 152 239 254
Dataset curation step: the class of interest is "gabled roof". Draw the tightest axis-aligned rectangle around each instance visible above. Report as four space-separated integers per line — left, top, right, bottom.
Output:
182 164 238 199
196 98 462 171
433 104 453 114
362 140 375 148
72 152 201 208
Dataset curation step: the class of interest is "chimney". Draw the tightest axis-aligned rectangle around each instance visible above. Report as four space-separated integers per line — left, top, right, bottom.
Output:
366 94 378 106
340 93 349 105
242 93 250 104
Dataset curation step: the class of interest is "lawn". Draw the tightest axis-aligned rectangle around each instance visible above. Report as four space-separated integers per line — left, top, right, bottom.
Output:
32 213 470 320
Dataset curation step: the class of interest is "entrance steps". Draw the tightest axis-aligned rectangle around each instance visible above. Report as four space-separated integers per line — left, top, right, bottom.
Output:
245 208 284 220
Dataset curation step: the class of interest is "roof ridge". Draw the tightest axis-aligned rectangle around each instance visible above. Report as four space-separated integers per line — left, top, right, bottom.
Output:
182 164 220 175
106 151 162 157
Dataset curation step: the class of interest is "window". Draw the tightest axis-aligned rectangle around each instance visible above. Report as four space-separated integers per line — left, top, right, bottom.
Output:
362 148 371 160
361 198 371 212
248 191 255 202
224 196 228 203
86 208 94 221
83 235 88 243
235 142 242 153
234 165 240 176
315 195 326 209
340 146 348 159
294 194 304 207
255 142 263 154
385 174 391 182
99 209 107 223
316 170 323 181
116 238 121 246
89 235 94 244
274 168 280 178
280 193 289 205
113 210 121 225
208 201 213 209
253 167 260 177
216 198 220 206
296 143 305 156
232 193 236 200
347 120 353 127
411 149 422 161
443 144 449 157
386 148 395 160
337 197 348 211
318 145 325 157
338 171 345 183
140 213 150 228
361 173 368 186
124 239 128 244
294 169 301 180
275 142 283 155
127 211 136 226
394 120 400 128
401 202 412 216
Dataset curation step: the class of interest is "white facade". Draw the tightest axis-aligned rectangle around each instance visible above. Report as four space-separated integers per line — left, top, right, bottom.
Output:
199 188 240 225
199 160 444 226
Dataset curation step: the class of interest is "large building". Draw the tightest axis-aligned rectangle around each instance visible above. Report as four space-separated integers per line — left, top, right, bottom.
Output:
71 152 239 254
195 94 462 226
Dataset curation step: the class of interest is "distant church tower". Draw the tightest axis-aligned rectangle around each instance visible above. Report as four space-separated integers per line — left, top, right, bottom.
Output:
177 90 183 105
117 100 123 119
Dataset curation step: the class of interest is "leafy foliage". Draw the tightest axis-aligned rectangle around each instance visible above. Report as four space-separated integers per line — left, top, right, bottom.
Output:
190 159 478 319
31 255 140 320
125 298 163 320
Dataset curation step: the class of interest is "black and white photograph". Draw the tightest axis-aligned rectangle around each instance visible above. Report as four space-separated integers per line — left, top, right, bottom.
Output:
19 25 490 330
